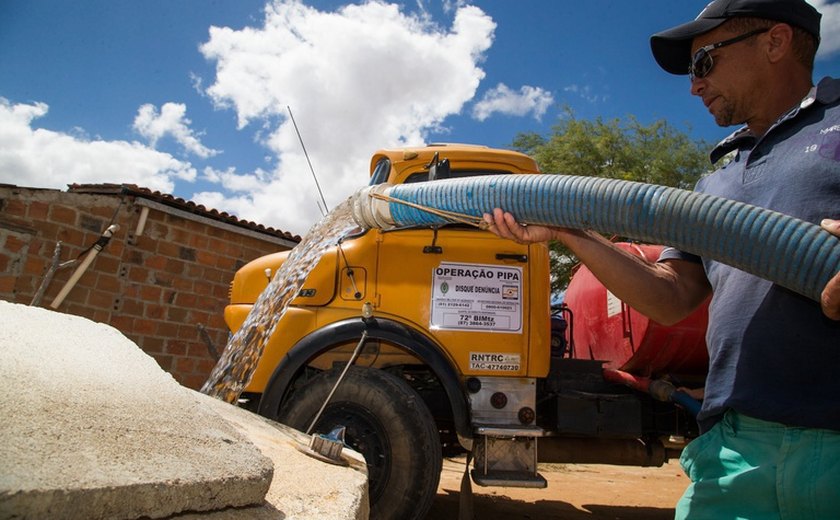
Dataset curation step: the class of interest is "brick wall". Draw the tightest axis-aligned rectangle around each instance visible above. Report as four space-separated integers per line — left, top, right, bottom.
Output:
0 185 298 389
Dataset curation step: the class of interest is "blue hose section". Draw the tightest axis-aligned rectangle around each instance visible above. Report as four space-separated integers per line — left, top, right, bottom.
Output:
671 391 702 419
384 174 840 303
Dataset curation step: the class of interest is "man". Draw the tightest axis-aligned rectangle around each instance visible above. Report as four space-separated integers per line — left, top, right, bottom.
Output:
485 0 840 517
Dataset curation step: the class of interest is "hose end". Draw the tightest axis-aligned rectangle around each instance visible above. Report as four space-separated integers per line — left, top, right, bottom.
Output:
351 184 396 230
648 379 676 402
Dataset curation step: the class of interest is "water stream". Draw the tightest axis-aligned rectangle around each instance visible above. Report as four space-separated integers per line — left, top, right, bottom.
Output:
201 199 360 404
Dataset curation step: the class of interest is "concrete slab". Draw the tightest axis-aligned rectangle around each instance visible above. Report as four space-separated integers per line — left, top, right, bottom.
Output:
187 395 370 520
0 301 273 519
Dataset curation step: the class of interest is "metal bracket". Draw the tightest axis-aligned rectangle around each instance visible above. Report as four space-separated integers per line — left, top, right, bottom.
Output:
423 227 443 254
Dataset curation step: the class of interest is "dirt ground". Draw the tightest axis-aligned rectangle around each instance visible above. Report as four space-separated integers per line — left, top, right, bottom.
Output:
426 457 688 519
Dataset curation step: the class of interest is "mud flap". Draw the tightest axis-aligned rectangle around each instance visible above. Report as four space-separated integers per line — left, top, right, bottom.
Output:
459 451 474 520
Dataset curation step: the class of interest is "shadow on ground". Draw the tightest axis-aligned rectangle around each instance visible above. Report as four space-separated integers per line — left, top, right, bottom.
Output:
428 489 675 519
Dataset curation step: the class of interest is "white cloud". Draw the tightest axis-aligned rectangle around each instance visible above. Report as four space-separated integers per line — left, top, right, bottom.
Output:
442 0 470 14
0 98 196 193
809 0 840 58
133 102 220 159
196 0 496 234
563 84 607 104
201 165 271 193
0 2 563 237
471 83 554 121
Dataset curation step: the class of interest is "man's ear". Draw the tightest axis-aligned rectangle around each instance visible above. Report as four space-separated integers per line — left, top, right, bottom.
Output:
765 23 794 64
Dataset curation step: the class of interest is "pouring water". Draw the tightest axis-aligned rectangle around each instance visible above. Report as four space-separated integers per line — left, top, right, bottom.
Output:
201 199 360 403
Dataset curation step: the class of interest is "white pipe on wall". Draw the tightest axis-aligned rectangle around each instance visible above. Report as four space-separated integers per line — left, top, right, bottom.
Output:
50 225 119 310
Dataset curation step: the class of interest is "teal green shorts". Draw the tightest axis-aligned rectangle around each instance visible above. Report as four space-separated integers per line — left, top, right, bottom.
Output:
676 410 840 520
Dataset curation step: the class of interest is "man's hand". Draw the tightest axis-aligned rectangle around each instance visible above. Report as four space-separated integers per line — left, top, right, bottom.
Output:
821 218 840 321
676 387 705 400
482 208 559 244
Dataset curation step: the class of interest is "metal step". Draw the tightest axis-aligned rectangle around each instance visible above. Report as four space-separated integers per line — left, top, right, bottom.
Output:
471 432 546 488
471 469 547 488
474 425 546 437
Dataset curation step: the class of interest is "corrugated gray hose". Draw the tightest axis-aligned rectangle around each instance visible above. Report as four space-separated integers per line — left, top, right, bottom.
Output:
350 174 840 303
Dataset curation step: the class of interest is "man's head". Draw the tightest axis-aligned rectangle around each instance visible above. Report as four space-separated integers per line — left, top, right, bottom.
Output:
650 0 821 76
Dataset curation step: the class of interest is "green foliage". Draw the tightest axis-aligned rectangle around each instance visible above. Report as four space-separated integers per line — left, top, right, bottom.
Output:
511 107 713 293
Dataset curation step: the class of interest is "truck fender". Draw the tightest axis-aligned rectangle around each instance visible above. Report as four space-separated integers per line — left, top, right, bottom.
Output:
257 316 473 442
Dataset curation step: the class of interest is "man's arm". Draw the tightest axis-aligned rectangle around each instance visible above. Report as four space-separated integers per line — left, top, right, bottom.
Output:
484 209 711 325
821 219 840 321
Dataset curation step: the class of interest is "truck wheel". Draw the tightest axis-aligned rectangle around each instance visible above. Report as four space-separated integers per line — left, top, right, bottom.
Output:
278 366 443 520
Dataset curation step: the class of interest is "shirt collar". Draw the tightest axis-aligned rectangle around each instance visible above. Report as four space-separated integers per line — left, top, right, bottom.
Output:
814 76 840 104
708 76 840 164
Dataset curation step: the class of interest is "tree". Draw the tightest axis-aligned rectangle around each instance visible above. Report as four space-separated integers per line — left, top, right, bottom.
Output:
511 108 713 293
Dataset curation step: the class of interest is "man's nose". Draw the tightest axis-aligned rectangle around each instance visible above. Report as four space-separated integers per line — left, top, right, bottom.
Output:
690 77 705 97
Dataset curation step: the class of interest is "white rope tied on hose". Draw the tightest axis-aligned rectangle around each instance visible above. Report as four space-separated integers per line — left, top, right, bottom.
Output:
369 191 491 230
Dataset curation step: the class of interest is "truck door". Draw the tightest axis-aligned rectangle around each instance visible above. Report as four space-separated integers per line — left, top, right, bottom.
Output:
374 226 551 377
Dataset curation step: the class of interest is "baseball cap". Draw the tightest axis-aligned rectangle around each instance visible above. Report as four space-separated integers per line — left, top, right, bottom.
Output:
650 0 822 75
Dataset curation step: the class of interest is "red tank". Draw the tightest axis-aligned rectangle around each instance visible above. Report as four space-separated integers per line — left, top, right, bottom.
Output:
564 243 709 379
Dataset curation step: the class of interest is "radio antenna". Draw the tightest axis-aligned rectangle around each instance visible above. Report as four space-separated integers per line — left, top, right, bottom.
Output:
287 106 362 300
287 106 329 216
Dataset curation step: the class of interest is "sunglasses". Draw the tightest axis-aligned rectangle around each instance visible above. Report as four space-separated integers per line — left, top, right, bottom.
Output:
689 28 769 80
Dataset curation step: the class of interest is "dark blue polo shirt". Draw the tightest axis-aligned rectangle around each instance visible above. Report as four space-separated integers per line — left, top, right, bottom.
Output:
660 77 840 433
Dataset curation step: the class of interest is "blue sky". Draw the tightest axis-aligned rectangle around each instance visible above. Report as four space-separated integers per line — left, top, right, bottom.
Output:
2 0 838 235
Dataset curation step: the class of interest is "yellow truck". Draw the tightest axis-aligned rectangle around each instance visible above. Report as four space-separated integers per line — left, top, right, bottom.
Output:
224 144 706 520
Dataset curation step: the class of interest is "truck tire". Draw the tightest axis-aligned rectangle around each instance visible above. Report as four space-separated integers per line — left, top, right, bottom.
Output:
278 366 443 520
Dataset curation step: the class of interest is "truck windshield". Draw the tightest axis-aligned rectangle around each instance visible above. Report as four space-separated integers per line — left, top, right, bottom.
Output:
368 157 514 186
368 158 391 186
404 169 512 183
